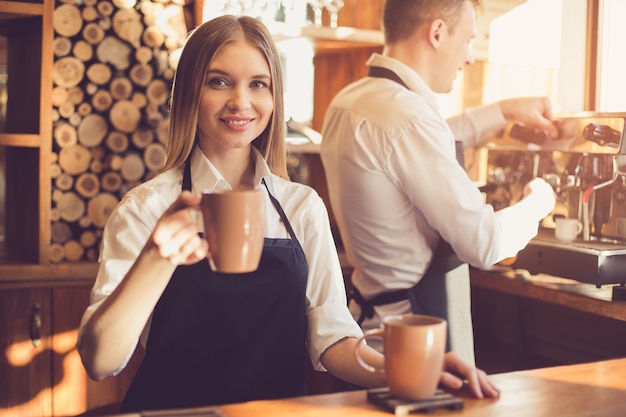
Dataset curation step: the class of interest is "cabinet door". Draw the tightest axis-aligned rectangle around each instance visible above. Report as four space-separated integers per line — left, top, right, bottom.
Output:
0 288 53 417
50 287 90 416
51 287 144 416
311 41 382 131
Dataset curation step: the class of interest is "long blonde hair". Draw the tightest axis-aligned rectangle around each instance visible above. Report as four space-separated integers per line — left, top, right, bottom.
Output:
163 15 288 179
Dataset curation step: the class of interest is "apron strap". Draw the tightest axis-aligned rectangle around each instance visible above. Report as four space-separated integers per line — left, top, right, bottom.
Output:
182 157 308 271
183 155 192 191
368 66 409 89
368 65 465 166
262 178 308 271
350 239 462 323
262 178 296 241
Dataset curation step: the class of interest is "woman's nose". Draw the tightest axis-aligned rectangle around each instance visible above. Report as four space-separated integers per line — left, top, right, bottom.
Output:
227 86 251 111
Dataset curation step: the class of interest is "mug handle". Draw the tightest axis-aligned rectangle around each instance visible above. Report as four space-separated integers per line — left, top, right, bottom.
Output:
354 328 386 376
575 221 583 234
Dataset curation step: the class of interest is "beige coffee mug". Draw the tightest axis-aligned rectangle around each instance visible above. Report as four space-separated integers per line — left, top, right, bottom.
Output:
201 189 266 273
354 314 447 400
555 217 583 243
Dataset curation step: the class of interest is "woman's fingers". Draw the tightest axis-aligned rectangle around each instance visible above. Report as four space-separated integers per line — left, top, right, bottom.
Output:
152 192 208 264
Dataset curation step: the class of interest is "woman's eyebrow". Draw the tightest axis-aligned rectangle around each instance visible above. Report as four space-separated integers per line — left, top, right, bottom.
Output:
206 68 271 80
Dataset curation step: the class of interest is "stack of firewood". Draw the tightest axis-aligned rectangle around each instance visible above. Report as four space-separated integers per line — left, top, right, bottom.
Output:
49 0 192 262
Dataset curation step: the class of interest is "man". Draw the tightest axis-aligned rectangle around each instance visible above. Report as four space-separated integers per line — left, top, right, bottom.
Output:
320 0 557 364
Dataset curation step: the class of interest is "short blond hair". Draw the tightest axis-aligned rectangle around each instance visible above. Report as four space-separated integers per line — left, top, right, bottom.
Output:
383 0 483 43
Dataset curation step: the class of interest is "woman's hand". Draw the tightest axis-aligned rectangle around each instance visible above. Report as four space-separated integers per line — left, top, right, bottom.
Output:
439 351 501 399
151 191 209 265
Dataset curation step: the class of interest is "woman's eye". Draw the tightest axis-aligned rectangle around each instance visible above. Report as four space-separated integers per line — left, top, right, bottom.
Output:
208 77 228 87
251 80 269 89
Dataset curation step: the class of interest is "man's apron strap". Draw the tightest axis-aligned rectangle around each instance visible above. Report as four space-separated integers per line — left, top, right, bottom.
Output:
368 66 409 89
350 240 463 320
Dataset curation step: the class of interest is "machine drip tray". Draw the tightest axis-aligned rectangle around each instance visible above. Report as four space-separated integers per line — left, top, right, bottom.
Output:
513 232 626 287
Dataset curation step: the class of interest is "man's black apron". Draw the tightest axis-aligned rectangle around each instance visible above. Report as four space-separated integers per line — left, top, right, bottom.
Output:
121 159 309 412
349 67 465 351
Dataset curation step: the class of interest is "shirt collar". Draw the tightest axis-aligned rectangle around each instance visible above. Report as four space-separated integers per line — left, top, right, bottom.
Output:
189 145 274 194
366 53 439 106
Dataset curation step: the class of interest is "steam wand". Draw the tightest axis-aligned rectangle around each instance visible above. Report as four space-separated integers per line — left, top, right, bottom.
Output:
581 156 621 240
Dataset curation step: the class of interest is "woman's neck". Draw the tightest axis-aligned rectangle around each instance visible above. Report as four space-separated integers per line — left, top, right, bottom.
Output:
199 144 256 189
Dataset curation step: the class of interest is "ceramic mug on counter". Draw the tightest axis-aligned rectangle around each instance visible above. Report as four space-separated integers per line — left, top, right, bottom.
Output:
555 217 583 243
354 314 447 400
200 189 266 273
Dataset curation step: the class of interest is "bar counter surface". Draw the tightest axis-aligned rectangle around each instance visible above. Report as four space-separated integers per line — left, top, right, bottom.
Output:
114 357 626 417
470 266 626 322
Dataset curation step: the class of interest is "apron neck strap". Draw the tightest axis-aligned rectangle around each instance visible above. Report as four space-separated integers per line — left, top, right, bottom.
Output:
368 66 409 90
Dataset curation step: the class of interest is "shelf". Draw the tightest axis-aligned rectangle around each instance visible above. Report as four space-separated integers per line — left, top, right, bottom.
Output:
0 261 98 289
300 25 383 44
267 22 383 45
0 133 41 147
0 0 52 266
0 1 44 19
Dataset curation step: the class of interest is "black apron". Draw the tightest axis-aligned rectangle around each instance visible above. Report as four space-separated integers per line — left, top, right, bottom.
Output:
120 159 309 412
349 67 465 351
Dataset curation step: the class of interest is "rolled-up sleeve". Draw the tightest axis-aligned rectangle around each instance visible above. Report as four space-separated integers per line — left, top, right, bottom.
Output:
447 102 506 148
75 188 168 375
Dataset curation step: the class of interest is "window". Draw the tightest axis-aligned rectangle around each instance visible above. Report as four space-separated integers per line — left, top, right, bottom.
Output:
596 0 626 111
475 0 626 113
482 0 587 113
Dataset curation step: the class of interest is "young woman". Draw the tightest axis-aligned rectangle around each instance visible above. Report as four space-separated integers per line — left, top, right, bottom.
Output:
76 15 499 412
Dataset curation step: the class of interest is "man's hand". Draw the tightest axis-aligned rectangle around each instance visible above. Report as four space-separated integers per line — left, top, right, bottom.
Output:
500 97 559 138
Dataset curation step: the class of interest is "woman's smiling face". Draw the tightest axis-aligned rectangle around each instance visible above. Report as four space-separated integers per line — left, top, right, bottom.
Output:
197 39 274 153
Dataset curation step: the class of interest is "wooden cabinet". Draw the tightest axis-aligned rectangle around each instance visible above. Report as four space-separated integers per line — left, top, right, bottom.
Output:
0 280 142 417
0 0 177 408
0 287 52 416
311 40 382 132
471 268 626 374
0 0 53 264
303 0 384 30
297 40 381 240
1 0 192 268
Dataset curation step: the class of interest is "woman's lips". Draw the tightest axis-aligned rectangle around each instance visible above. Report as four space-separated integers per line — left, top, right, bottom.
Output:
222 117 254 131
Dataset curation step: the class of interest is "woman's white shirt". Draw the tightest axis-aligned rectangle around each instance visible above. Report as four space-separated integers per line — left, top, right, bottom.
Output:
77 146 362 375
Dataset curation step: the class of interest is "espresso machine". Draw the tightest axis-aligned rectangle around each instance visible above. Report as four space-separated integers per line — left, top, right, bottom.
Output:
479 112 626 297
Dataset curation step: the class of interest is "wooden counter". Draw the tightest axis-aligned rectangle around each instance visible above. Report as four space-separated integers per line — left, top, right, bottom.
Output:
115 357 626 416
470 266 626 322
469 267 626 374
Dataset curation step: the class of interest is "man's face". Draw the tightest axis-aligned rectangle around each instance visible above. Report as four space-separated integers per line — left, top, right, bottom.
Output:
433 1 477 94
